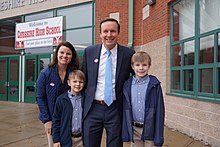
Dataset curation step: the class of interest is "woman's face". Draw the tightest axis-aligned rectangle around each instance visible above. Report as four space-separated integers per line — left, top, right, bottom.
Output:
57 45 72 66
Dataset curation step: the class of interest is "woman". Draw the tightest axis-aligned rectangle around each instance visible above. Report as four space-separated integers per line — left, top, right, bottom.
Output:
36 41 79 147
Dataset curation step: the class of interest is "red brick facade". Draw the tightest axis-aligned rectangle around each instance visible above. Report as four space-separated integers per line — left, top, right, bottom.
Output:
95 0 129 45
95 0 171 47
142 1 170 44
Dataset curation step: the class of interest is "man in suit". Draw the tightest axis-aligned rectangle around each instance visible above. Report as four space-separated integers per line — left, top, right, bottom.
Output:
81 18 135 147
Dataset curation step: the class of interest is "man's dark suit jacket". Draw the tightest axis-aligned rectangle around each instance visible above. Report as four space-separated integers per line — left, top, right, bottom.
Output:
81 44 135 119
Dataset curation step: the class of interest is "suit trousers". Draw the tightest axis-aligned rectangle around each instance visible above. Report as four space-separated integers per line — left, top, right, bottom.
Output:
83 101 122 147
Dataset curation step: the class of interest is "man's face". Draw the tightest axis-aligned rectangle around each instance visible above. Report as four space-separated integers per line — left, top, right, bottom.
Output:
100 21 119 50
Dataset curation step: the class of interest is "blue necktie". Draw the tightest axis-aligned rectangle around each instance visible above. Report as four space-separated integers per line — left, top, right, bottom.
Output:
104 50 113 106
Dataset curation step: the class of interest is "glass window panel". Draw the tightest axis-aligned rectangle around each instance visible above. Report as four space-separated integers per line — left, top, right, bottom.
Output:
40 58 50 71
173 0 195 41
218 33 220 62
10 86 18 95
172 70 180 90
26 86 35 96
26 59 35 81
218 68 220 94
0 60 6 80
64 28 92 51
172 44 182 66
25 46 53 54
57 4 93 29
0 17 21 55
10 60 18 81
0 38 20 55
0 85 6 94
199 35 214 64
25 11 53 21
184 40 194 65
183 69 193 91
0 17 21 37
199 0 220 33
199 68 213 93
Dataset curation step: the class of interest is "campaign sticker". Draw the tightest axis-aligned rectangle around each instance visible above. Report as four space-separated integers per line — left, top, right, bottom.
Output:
94 59 99 63
50 83 55 86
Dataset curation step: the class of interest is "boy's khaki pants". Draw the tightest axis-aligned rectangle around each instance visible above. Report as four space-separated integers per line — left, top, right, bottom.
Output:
131 126 158 147
72 136 83 147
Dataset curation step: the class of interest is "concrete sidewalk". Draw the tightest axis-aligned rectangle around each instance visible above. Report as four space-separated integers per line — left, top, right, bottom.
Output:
0 101 210 147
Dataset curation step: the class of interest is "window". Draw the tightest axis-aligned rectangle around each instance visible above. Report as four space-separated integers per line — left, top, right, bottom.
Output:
25 11 53 22
57 4 93 29
0 17 21 55
170 0 220 102
172 0 195 41
23 2 95 55
199 35 214 64
199 0 220 33
184 40 194 65
57 3 94 53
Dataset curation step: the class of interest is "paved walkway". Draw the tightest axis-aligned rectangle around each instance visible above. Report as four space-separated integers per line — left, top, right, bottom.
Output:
0 101 210 147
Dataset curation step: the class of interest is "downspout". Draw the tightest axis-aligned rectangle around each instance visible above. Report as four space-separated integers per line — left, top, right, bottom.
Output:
128 0 134 48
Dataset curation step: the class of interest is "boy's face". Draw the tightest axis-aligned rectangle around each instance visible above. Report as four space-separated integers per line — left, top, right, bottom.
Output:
132 61 150 79
67 76 84 95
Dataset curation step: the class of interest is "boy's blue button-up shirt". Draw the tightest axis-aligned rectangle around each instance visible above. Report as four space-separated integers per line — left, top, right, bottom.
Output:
131 75 150 123
68 91 82 133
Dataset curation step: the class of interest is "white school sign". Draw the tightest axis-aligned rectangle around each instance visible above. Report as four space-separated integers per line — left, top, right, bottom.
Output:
15 16 63 49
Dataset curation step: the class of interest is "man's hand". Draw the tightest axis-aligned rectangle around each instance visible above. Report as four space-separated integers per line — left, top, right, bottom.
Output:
54 142 61 147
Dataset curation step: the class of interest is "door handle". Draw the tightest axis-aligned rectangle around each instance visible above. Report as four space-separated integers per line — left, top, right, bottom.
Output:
5 82 9 86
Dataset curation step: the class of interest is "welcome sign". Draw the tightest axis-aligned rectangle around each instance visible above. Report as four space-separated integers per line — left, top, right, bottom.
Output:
15 16 63 49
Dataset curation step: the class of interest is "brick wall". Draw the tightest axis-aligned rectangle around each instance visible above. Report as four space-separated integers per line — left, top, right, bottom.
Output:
142 0 170 45
95 0 129 46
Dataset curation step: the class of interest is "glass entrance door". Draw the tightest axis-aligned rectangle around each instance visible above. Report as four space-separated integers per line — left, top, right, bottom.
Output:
24 54 51 103
0 56 19 102
24 55 37 103
0 57 8 101
8 56 19 102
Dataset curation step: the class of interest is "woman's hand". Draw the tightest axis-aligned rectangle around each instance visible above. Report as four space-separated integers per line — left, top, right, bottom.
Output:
44 121 52 135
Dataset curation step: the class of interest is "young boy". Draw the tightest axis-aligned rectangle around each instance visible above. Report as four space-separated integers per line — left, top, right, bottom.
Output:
52 70 85 147
122 51 165 147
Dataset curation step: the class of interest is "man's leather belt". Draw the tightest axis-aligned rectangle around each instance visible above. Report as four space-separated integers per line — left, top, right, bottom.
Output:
132 122 144 128
93 100 106 105
71 132 82 138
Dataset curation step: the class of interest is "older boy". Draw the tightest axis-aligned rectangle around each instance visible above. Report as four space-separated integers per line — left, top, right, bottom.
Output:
122 51 165 147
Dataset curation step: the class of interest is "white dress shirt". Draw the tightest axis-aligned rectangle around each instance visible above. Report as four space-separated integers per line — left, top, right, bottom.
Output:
94 44 117 101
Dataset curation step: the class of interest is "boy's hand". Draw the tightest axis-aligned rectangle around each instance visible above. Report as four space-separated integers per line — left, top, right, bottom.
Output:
124 142 131 144
44 121 52 135
54 142 61 147
123 142 131 147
